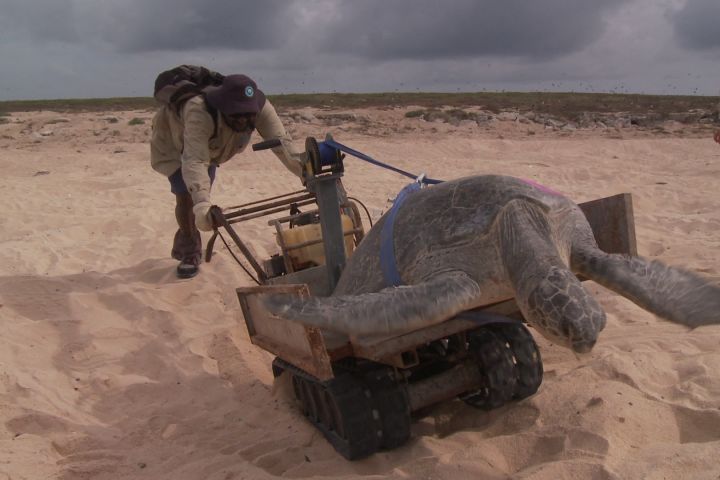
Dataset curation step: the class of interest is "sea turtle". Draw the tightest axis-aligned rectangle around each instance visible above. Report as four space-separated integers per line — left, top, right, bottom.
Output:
266 175 720 353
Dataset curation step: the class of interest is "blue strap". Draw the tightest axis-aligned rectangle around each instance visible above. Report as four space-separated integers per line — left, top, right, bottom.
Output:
380 182 421 287
322 139 443 185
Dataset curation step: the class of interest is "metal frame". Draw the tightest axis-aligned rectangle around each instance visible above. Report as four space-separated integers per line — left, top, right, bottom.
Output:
236 284 334 381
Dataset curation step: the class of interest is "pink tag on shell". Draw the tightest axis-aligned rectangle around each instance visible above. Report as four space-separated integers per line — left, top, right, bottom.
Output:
520 178 563 196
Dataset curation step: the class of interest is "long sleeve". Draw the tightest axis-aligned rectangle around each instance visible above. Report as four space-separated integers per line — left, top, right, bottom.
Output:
180 101 216 205
254 100 306 178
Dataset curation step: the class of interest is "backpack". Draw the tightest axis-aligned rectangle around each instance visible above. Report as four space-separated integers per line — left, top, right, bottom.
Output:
153 65 225 136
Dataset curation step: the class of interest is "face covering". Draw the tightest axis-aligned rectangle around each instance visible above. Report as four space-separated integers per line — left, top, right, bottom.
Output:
224 113 256 133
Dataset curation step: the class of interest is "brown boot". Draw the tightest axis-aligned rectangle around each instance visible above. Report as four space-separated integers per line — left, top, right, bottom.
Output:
172 193 202 278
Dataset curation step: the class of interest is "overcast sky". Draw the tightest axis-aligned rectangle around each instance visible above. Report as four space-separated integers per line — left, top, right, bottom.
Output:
1 0 719 100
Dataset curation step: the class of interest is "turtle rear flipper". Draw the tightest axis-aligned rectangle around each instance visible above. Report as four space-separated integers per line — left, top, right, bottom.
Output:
571 246 720 328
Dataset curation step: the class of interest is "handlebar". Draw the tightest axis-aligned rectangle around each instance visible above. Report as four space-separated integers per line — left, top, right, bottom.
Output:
252 139 282 151
252 134 343 184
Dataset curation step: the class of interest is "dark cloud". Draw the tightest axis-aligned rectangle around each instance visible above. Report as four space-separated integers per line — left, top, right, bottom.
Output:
0 0 78 43
0 0 297 53
1 0 629 59
669 0 720 50
313 0 628 60
98 0 298 53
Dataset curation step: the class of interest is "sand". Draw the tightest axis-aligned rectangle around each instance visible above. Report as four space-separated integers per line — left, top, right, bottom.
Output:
1 106 719 480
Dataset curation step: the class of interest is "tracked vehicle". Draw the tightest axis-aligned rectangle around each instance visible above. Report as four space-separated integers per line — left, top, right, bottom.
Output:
208 136 636 459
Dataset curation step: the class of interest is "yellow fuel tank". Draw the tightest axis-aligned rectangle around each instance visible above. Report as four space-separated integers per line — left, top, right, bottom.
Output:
278 214 355 270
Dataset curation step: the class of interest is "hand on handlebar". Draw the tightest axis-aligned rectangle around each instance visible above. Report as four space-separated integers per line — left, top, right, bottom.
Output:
193 202 224 231
208 205 225 229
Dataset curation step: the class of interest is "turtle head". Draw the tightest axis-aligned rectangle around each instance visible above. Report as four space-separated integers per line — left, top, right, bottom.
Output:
521 266 607 353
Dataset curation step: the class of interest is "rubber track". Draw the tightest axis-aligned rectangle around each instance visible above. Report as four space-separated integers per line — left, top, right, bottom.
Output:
363 368 411 450
490 323 543 399
274 358 412 459
461 329 518 409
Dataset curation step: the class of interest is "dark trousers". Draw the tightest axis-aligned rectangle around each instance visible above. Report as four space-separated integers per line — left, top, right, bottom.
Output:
167 166 216 264
172 193 202 264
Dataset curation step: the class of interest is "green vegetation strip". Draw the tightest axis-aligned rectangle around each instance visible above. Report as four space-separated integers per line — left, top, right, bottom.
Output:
0 92 717 121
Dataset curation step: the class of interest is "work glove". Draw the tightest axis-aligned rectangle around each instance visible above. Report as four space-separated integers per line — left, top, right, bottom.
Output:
192 201 215 231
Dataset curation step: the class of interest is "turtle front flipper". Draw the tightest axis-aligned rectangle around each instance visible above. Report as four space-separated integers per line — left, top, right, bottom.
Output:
263 271 482 336
571 246 720 328
498 200 607 353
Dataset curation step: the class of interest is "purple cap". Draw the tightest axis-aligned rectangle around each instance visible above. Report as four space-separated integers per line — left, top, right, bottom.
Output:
205 74 266 115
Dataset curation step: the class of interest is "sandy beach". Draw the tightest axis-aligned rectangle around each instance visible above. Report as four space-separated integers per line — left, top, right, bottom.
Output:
1 105 719 479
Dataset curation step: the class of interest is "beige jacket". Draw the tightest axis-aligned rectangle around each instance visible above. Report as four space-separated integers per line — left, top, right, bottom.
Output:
150 96 304 205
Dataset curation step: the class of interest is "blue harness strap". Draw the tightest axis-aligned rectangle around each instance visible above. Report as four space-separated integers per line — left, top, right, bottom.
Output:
323 139 443 185
380 182 421 287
